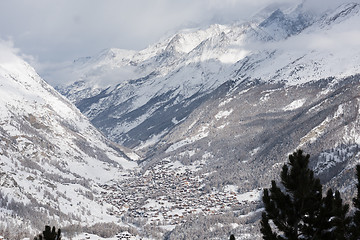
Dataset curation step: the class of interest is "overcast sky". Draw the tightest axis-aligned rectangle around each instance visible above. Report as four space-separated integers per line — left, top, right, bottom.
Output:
0 0 351 76
0 0 297 62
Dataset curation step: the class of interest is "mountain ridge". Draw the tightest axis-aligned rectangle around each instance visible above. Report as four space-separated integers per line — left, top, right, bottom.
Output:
57 2 360 152
0 43 139 237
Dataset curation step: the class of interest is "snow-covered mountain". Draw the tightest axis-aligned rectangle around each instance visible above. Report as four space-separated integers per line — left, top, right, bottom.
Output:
0 43 139 237
51 3 360 238
57 2 360 154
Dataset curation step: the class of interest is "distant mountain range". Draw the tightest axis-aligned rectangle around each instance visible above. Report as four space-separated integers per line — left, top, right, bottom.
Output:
1 1 360 239
57 3 360 153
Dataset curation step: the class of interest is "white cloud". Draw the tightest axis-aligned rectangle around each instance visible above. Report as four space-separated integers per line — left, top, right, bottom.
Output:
307 31 360 50
0 39 21 64
0 0 298 63
0 0 355 85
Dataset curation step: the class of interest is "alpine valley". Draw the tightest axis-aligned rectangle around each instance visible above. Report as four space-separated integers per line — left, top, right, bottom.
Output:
2 1 360 240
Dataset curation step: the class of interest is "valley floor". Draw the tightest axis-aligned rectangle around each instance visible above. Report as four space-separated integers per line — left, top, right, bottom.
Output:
98 159 261 238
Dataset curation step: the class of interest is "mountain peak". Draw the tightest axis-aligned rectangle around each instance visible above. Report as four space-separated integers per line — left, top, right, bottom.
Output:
259 4 314 40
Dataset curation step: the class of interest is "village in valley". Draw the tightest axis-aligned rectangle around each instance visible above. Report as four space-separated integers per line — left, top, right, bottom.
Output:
99 158 261 229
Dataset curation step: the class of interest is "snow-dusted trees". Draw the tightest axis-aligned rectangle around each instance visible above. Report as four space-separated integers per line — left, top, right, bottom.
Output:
34 225 61 240
260 150 355 240
349 165 360 240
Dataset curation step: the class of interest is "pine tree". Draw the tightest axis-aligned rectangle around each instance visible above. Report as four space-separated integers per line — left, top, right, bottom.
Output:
349 165 360 240
330 190 350 240
230 234 235 240
260 149 349 240
317 189 350 240
316 189 335 239
34 226 61 240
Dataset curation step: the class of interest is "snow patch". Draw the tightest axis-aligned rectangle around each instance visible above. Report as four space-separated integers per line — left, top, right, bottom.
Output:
283 98 306 111
166 125 209 153
219 97 234 107
215 109 233 120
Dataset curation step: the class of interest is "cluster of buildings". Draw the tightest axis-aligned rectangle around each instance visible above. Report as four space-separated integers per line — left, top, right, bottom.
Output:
99 159 259 226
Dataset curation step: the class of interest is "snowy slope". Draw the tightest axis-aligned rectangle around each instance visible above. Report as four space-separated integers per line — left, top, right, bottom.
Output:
56 2 360 151
34 2 360 239
233 3 360 85
0 42 139 234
